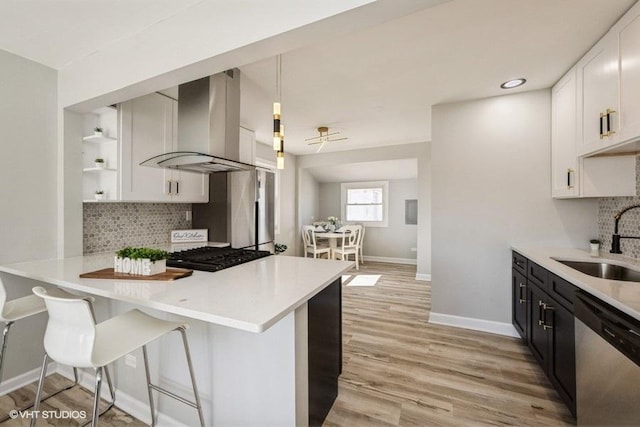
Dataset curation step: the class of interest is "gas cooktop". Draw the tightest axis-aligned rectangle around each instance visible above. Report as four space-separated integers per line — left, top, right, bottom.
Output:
167 246 271 272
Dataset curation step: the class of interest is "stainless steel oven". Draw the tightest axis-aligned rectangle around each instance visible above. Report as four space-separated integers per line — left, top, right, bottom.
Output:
574 291 640 425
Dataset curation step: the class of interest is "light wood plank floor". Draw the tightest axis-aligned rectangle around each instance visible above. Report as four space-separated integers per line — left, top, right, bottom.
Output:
0 373 144 426
324 262 575 426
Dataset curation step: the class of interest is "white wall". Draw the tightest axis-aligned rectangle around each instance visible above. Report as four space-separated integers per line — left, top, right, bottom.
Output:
0 49 57 378
431 89 599 328
297 170 320 255
0 50 58 264
298 143 430 270
318 179 418 262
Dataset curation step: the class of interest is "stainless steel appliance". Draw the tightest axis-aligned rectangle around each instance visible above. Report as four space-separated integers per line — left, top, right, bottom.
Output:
192 169 275 251
167 246 271 272
575 291 640 425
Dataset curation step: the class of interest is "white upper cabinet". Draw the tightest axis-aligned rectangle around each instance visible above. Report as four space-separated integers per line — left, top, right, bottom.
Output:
119 93 208 203
578 34 619 151
578 1 640 156
619 11 640 143
552 64 636 199
551 67 580 198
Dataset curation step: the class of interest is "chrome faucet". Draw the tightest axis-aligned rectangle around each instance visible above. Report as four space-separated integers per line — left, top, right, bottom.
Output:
610 204 640 254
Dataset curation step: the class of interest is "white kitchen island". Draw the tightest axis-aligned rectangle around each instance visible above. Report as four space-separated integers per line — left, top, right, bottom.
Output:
0 253 353 426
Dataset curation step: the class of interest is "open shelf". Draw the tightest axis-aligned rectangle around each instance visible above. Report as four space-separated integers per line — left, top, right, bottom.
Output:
82 135 117 143
83 167 117 173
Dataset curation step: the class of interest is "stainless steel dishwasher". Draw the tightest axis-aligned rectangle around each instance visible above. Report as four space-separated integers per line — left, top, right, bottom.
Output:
574 291 640 425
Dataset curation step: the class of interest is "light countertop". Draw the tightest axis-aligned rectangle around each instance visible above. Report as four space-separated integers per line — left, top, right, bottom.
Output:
0 253 354 333
512 246 640 321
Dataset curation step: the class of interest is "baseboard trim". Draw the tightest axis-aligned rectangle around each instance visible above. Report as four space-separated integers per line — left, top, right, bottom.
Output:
0 362 57 395
415 273 431 281
56 365 186 427
363 256 417 265
428 312 520 338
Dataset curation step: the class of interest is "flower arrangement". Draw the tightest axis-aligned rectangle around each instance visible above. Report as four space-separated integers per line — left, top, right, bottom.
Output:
275 243 287 255
327 216 340 226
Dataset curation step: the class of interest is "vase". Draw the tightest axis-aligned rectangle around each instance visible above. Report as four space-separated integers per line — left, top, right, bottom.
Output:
590 243 600 257
94 193 104 201
95 162 105 169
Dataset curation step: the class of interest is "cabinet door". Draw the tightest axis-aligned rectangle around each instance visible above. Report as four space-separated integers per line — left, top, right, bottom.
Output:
527 285 548 367
579 34 619 149
547 301 576 416
619 10 640 142
551 67 579 198
512 269 528 340
120 93 173 202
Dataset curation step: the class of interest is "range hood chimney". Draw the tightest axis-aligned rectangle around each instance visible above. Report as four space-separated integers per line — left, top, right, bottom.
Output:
141 69 255 173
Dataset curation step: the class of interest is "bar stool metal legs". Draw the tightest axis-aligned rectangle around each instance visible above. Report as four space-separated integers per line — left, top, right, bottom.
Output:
0 321 14 384
30 353 114 427
142 327 205 427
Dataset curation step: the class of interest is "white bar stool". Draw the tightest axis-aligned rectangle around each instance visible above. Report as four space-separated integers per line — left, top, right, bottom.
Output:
0 278 80 421
30 286 205 427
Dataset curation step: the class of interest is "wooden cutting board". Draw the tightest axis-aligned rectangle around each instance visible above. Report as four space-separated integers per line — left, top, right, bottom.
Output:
80 267 193 281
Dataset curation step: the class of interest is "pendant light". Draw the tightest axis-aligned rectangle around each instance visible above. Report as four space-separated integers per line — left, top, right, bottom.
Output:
273 55 282 151
273 54 285 169
277 124 284 169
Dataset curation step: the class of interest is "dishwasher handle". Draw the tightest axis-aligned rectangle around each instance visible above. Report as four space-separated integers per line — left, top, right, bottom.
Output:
576 291 640 367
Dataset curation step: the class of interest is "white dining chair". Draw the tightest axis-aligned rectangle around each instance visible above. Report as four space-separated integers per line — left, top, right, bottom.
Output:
359 224 366 265
30 286 205 427
332 225 362 269
302 225 331 259
0 279 81 422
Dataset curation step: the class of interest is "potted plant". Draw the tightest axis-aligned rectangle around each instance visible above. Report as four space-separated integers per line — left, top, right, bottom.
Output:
114 247 169 276
94 158 105 168
275 243 287 255
93 127 103 137
94 190 104 200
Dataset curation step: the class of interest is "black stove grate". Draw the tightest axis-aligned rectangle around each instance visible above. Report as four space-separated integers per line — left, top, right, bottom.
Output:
167 246 271 272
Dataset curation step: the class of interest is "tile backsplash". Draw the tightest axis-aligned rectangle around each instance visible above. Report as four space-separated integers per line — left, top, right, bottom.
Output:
83 203 191 254
598 155 640 260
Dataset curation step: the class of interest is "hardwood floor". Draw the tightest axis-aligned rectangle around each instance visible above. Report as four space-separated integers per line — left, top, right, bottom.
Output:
0 261 574 426
324 262 575 426
0 374 144 426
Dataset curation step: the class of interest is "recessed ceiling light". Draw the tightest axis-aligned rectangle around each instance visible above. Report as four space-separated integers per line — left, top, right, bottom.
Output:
500 78 526 89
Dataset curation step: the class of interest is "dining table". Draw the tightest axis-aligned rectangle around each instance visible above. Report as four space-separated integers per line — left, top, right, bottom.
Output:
314 230 350 252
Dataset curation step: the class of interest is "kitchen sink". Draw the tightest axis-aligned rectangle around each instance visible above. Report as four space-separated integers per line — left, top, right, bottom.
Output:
557 260 640 282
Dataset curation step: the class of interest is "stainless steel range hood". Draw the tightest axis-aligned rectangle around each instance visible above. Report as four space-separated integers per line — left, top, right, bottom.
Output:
140 69 255 173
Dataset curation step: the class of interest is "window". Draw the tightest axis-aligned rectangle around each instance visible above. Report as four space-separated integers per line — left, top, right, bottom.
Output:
341 181 388 227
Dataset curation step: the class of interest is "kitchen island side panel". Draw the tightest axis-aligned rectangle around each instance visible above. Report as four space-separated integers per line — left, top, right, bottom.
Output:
308 278 342 426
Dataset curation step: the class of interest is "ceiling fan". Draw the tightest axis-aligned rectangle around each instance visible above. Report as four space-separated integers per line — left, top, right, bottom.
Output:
305 126 348 152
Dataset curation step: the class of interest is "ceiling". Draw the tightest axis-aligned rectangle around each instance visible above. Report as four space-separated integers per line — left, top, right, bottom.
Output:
307 159 417 183
0 0 636 157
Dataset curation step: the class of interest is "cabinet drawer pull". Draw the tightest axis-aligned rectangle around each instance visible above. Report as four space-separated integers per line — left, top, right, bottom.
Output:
167 180 172 195
566 168 574 189
175 180 180 195
518 282 526 304
600 112 604 139
606 108 616 137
